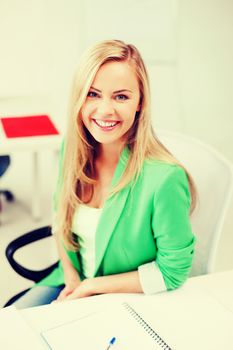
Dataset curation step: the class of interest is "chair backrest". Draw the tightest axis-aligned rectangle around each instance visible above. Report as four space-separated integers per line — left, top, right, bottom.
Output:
157 130 233 277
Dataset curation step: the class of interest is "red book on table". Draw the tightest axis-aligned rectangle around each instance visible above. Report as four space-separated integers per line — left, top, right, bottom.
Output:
0 115 59 138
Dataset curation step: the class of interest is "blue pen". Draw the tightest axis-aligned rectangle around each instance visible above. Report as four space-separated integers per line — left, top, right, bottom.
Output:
105 337 116 350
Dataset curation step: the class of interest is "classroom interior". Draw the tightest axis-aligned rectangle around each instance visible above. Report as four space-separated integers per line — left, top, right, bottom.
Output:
0 0 233 308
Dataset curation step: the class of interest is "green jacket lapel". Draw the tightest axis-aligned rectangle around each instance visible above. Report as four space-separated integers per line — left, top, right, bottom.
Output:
94 146 131 275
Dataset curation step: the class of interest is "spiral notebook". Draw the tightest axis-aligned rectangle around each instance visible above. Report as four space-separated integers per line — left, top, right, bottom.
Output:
40 302 172 350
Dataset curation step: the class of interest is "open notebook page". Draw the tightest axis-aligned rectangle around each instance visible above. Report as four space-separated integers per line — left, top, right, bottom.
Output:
41 303 170 350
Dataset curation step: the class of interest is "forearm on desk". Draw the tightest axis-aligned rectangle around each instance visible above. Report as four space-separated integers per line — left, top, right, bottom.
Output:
64 270 143 300
88 263 167 296
92 271 143 294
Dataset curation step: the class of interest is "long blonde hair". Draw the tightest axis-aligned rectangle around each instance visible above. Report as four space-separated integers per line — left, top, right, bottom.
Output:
56 39 197 249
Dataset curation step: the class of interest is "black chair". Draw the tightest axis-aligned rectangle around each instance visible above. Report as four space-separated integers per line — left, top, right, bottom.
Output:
4 226 59 307
0 155 14 212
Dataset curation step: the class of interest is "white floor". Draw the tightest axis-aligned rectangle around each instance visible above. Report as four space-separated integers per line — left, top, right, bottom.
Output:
1 152 233 308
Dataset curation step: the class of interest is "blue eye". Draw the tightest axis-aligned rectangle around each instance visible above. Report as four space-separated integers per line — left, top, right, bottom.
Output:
87 91 98 98
116 94 128 101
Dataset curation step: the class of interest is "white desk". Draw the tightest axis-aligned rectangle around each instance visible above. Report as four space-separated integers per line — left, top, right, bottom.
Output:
19 270 233 349
0 118 62 219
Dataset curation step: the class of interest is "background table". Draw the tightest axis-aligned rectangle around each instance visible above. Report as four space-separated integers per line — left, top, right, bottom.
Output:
0 116 62 220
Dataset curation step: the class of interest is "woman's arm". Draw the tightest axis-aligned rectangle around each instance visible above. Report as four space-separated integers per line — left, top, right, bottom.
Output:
64 271 143 300
54 234 81 300
151 166 195 290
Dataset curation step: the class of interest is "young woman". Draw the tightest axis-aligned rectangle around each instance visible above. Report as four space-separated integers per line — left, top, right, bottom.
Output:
14 39 196 308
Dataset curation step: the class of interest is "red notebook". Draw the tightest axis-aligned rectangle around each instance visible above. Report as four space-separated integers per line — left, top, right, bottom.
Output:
1 115 59 138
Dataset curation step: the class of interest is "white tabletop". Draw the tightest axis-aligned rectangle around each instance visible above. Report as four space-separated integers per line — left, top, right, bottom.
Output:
19 270 233 350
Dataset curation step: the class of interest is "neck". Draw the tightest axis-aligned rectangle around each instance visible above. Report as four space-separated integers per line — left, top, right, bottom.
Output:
97 141 125 167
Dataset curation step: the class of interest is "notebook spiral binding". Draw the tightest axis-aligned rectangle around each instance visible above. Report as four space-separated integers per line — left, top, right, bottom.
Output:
123 302 172 350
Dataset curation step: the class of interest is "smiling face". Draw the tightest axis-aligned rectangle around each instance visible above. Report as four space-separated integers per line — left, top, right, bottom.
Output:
80 60 141 150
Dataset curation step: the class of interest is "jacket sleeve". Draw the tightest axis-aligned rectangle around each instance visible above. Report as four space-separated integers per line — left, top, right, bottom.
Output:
151 166 196 291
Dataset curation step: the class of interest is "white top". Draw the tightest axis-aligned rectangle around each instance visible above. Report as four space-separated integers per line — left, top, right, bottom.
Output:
72 205 103 278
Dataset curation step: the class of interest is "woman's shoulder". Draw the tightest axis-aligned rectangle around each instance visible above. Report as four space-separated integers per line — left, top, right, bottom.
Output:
143 157 184 174
141 158 188 189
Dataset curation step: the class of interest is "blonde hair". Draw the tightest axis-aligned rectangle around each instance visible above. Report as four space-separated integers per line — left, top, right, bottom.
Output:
56 39 197 249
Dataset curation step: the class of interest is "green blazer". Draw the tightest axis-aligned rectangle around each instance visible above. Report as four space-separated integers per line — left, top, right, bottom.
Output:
38 146 195 291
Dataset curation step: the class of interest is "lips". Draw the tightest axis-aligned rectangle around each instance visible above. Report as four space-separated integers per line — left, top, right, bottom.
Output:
93 119 121 131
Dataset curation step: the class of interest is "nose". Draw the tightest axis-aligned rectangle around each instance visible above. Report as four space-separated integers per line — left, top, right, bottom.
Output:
96 97 115 117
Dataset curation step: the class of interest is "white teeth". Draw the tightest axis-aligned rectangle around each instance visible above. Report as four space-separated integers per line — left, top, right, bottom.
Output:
95 119 118 127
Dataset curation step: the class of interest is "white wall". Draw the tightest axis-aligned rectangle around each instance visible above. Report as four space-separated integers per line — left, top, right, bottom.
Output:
178 0 233 161
0 0 85 128
0 0 233 278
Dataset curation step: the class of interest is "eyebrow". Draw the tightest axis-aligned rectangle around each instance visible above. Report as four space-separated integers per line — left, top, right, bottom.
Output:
90 86 133 94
